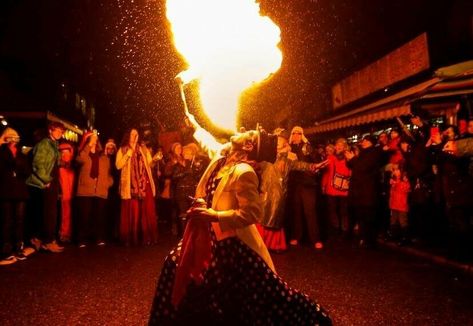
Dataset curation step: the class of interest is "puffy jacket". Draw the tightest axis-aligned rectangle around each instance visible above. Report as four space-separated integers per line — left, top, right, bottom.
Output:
26 138 60 189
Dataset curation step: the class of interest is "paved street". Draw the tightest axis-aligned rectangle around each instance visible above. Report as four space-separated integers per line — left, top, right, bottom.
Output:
1 234 472 326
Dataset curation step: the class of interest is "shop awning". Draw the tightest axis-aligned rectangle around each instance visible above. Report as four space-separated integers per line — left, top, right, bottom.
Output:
306 60 473 135
306 104 411 134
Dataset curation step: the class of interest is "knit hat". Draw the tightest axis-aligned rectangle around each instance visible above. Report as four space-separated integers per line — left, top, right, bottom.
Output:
0 127 20 145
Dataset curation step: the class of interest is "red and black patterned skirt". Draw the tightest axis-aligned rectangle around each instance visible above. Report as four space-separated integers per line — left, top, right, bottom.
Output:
149 230 331 325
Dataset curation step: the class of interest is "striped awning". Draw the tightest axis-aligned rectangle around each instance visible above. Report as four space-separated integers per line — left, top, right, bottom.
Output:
306 104 411 134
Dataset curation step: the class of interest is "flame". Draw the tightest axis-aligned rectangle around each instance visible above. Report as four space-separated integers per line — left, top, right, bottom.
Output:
167 0 282 149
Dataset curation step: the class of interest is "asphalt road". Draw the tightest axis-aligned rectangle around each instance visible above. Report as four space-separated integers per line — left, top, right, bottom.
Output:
1 235 472 326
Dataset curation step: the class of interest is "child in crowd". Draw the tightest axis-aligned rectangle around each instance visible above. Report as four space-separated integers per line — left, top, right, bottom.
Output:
388 164 411 246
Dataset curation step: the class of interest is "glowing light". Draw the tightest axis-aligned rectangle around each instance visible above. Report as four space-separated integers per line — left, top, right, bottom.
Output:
166 0 282 134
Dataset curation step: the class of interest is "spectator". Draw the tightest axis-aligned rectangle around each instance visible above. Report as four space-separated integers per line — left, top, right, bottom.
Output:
164 142 185 236
76 131 114 247
321 138 351 236
432 125 473 261
387 129 404 166
104 138 120 241
116 128 158 245
0 128 31 265
58 142 75 243
258 129 326 252
26 121 65 253
345 134 389 248
388 164 411 246
172 143 208 234
325 144 335 157
378 132 388 147
287 126 324 250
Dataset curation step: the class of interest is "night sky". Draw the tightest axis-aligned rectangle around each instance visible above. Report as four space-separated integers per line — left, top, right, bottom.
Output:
0 0 471 137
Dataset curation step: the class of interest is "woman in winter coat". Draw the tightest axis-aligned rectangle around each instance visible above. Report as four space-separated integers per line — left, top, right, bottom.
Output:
76 131 114 246
116 128 157 245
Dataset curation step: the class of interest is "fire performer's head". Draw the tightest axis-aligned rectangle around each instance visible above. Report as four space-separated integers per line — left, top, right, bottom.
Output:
223 128 277 164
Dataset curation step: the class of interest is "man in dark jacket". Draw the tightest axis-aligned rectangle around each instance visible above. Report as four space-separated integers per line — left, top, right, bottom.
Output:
346 134 389 248
25 122 65 253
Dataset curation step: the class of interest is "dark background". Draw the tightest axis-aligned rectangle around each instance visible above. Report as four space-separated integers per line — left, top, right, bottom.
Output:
0 0 471 138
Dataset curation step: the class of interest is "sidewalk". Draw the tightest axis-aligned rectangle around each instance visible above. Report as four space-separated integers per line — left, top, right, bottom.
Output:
379 239 473 275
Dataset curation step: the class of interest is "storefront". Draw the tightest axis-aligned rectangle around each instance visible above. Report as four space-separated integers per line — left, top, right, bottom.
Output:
305 36 473 142
0 110 83 145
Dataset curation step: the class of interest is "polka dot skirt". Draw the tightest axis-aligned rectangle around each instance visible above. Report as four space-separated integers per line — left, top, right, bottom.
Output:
149 232 331 325
149 158 331 325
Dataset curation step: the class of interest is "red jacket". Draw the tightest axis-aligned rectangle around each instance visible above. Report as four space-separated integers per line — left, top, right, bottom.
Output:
389 178 410 212
388 138 404 165
322 154 351 197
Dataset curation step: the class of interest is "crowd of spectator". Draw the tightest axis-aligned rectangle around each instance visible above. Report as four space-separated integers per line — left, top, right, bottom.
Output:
0 122 207 265
1 112 472 266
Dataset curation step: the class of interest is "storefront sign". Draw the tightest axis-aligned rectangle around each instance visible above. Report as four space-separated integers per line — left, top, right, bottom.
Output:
332 33 430 109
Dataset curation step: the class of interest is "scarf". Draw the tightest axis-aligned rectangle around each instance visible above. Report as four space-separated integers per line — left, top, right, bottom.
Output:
130 147 147 199
89 150 100 179
171 158 226 307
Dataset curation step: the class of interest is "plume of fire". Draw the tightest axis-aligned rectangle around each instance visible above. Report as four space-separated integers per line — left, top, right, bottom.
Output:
167 0 282 154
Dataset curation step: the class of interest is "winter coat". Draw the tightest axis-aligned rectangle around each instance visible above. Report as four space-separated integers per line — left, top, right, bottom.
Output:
0 144 30 200
259 152 315 229
389 178 410 212
347 146 389 207
288 142 321 187
322 154 351 197
116 145 156 200
25 138 60 189
76 146 113 199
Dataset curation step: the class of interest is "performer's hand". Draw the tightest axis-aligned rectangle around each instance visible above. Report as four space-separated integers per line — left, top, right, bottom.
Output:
186 207 219 222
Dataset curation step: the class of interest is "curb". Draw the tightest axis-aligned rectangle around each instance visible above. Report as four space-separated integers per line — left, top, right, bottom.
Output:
379 240 473 275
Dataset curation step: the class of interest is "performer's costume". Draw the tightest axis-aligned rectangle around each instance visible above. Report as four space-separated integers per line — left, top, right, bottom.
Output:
149 155 331 325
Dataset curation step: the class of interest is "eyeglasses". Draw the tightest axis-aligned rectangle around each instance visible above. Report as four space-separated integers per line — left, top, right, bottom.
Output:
292 132 302 135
